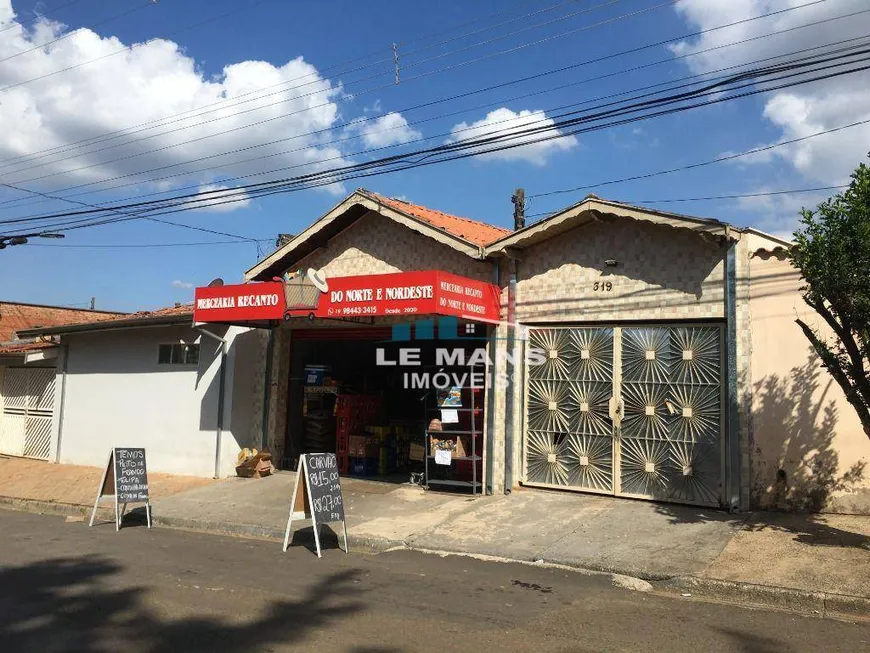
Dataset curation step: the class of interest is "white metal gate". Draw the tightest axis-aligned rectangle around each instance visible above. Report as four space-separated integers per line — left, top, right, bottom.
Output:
0 367 55 460
523 325 724 507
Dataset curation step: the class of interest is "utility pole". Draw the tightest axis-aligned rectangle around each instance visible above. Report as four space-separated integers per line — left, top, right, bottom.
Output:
393 43 399 84
511 188 525 230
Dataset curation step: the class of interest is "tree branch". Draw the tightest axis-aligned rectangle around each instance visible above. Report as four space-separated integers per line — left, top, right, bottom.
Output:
796 318 870 439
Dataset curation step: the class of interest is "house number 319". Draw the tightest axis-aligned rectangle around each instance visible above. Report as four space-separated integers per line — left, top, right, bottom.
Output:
593 281 613 292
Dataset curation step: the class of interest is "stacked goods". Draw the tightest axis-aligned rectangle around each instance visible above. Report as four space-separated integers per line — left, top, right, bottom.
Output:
303 408 333 452
235 448 273 478
391 421 416 470
335 395 382 474
368 426 395 475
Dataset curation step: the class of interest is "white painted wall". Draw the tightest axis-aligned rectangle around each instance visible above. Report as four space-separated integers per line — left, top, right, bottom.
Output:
54 324 267 477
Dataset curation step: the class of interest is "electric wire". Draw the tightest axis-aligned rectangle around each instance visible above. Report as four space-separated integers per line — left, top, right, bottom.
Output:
0 0 837 210
8 11 863 216
0 0 656 182
9 54 867 235
0 0 606 163
0 0 155 65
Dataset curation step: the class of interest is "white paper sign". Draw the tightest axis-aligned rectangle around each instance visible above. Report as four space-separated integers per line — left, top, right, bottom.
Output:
434 449 452 466
440 409 459 424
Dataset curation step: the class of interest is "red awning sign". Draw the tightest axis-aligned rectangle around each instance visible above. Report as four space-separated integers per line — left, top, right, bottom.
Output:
193 271 501 324
293 270 501 323
194 282 285 323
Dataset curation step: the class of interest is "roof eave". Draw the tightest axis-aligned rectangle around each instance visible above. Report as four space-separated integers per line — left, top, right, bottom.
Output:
244 190 485 281
17 313 194 338
485 198 741 255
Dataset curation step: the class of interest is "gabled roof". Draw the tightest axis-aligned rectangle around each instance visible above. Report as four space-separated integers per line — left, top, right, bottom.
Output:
245 188 510 281
369 193 510 246
485 195 742 255
17 304 193 338
0 301 126 343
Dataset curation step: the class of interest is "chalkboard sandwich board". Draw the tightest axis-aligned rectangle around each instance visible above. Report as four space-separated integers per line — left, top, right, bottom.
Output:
282 453 348 557
89 447 152 531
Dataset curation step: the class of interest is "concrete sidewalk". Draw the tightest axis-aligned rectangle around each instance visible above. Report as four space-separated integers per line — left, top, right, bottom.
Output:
2 456 868 619
0 456 214 510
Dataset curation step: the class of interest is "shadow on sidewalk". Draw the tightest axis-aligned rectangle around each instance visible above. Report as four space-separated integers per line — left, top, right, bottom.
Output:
0 555 368 652
652 350 868 551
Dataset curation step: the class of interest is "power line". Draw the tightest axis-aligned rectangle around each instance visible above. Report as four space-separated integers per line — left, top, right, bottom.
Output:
0 0 649 183
0 0 838 210
0 177 265 249
0 0 89 34
526 186 851 218
0 0 155 65
0 0 590 165
10 10 863 218
23 239 273 248
10 50 868 234
0 0 276 93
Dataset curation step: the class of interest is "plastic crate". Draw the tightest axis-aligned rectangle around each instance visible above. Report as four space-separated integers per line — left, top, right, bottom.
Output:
349 456 378 476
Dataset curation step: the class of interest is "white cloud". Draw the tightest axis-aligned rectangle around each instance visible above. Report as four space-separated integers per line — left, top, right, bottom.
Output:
447 108 577 166
192 184 251 212
354 112 422 149
171 280 193 289
671 0 870 184
0 1 420 206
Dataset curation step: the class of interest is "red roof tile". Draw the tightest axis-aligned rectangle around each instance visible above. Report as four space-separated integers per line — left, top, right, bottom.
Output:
0 302 126 343
367 191 511 246
0 341 57 355
13 303 194 337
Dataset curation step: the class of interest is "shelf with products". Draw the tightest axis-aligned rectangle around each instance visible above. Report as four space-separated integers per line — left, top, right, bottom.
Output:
424 373 485 495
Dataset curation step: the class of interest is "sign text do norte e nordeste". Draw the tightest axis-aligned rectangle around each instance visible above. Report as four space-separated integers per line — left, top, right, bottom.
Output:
193 270 501 324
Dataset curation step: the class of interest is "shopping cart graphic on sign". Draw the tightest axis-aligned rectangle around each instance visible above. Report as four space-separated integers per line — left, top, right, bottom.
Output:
282 267 328 321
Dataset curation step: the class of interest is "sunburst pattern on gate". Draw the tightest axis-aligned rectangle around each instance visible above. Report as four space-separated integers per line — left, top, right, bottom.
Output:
561 433 613 490
622 328 671 384
620 326 722 506
526 431 569 485
567 328 613 381
621 382 669 440
666 441 720 505
527 379 576 432
619 437 671 498
669 327 721 386
526 431 613 491
572 381 612 436
669 385 720 444
528 329 575 379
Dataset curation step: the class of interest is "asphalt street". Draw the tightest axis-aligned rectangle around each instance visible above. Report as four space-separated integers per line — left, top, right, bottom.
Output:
0 508 867 652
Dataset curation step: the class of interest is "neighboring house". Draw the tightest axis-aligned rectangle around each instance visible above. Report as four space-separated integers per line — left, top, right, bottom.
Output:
0 302 125 460
16 305 270 478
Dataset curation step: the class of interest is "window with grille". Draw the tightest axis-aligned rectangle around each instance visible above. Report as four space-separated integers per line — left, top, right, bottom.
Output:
157 343 199 365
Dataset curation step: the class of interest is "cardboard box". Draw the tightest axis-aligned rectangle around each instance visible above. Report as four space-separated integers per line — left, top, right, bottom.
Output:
409 442 426 461
348 435 379 457
430 436 467 458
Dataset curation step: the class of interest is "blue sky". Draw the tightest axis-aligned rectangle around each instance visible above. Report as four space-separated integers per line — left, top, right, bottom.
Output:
1 0 868 312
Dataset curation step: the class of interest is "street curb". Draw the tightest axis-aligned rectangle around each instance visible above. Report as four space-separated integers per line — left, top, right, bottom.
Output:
0 496 101 519
3 495 867 620
151 513 407 555
662 576 870 621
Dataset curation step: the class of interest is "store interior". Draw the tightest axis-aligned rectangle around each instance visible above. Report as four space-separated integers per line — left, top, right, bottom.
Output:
284 326 487 492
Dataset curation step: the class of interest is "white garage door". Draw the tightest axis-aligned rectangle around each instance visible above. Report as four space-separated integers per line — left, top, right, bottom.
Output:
0 367 55 460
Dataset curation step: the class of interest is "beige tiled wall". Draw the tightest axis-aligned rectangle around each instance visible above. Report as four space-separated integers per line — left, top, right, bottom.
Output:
516 219 726 323
293 211 492 282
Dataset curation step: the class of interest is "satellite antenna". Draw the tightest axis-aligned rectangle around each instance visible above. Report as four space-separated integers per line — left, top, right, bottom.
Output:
207 278 225 287
307 268 329 293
